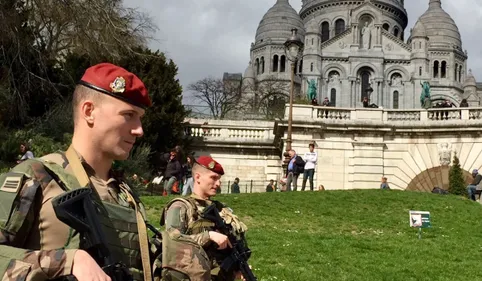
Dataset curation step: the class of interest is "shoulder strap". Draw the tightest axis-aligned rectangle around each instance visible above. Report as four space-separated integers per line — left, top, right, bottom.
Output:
160 197 198 227
65 146 90 187
64 145 152 281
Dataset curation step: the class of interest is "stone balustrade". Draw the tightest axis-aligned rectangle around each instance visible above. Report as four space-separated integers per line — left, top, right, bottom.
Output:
185 119 276 143
286 104 482 124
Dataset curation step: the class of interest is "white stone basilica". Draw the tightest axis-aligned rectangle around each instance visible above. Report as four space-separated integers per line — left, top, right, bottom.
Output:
242 0 482 109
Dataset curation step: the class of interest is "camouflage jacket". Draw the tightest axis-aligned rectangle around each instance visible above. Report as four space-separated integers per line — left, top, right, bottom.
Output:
160 194 248 281
0 149 159 281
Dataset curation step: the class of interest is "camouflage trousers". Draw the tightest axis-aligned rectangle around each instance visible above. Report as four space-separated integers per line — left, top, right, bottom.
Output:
160 269 234 281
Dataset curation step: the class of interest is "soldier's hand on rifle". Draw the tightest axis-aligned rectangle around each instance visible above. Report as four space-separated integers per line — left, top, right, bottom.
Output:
72 250 111 281
234 271 247 281
208 231 232 250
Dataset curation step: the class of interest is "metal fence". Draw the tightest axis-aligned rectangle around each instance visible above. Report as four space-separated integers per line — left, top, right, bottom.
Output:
139 179 279 196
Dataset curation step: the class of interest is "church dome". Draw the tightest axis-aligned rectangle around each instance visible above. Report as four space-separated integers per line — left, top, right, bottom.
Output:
411 20 427 38
255 0 305 44
417 0 462 48
464 69 477 87
244 62 255 79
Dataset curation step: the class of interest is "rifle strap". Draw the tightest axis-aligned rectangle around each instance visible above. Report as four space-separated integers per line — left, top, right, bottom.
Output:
121 186 153 281
65 145 90 187
65 145 153 281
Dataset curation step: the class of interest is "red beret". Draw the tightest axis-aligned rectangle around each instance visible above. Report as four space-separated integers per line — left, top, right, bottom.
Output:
196 156 224 175
78 62 151 109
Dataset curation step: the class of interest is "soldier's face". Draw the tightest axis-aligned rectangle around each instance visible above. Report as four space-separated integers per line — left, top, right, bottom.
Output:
197 170 221 197
91 96 145 160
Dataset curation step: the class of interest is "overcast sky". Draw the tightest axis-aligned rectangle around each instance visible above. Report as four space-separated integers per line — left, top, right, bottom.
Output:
124 0 482 104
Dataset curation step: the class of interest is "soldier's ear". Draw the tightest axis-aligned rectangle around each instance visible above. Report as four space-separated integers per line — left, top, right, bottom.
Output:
194 171 201 183
80 100 95 125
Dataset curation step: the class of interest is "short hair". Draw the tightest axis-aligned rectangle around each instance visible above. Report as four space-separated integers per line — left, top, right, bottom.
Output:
72 85 104 122
309 143 315 148
191 162 206 177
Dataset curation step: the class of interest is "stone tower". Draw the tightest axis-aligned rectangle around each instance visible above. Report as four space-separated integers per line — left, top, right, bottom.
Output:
409 0 468 104
245 0 305 98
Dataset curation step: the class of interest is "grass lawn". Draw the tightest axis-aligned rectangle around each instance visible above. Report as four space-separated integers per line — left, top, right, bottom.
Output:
141 190 482 281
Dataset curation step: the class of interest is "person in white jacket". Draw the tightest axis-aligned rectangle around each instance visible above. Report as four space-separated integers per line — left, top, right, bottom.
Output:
302 143 318 191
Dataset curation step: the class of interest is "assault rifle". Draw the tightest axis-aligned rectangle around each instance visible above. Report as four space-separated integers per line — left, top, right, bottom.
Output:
202 203 258 281
51 188 133 281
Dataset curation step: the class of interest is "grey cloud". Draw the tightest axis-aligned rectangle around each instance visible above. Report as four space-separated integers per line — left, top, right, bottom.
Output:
125 0 482 103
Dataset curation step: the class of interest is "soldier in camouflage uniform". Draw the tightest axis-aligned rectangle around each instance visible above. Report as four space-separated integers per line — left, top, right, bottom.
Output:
160 156 250 281
0 63 160 281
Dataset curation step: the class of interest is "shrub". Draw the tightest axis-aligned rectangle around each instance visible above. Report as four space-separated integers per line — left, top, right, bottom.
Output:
449 153 466 196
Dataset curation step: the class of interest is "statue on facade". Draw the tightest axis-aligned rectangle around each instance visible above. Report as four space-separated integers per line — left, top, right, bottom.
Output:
420 81 431 108
360 22 372 49
307 79 317 101
437 143 452 166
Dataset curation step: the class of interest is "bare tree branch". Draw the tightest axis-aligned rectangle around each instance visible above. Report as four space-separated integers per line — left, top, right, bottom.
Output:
188 77 243 119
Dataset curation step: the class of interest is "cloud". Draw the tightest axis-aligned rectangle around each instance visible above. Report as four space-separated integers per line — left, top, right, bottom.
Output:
124 0 482 103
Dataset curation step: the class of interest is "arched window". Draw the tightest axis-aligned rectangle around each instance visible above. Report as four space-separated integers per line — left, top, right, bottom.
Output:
419 42 422 49
433 61 439 78
294 60 298 75
261 57 265 74
393 28 400 38
382 23 390 31
311 38 314 45
299 59 303 74
321 21 330 42
280 55 286 72
310 63 314 72
455 63 458 81
335 19 345 35
255 58 260 75
441 61 447 78
393 91 399 109
330 88 337 107
419 67 422 76
459 65 462 82
361 71 370 102
272 55 279 72
390 73 402 86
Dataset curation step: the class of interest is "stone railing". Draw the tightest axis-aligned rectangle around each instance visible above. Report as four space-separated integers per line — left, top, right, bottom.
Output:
185 118 276 143
286 104 482 123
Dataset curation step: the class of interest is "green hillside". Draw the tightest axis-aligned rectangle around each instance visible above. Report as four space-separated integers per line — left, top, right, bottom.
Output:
142 190 482 281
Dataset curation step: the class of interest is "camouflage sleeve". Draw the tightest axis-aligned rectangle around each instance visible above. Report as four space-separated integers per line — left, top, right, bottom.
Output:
0 247 77 281
164 201 211 246
0 160 78 280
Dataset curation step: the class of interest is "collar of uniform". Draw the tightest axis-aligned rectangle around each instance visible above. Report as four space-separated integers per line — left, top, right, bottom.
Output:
68 146 117 185
189 193 212 204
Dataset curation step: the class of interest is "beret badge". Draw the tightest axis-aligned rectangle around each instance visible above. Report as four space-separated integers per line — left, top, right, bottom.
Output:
208 161 215 169
110 76 126 93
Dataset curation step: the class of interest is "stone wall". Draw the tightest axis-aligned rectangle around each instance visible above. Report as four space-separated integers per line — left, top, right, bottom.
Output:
186 105 482 192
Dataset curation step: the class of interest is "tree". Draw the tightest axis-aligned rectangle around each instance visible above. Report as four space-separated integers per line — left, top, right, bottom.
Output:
188 77 242 119
0 0 156 128
118 47 189 171
242 76 290 120
449 153 466 196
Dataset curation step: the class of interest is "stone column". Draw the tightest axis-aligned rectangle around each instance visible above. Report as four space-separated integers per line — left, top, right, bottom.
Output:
352 80 356 107
375 24 381 45
353 24 359 44
377 81 381 106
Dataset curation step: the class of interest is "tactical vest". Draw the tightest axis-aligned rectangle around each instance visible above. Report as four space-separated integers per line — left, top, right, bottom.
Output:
0 153 146 281
159 197 248 281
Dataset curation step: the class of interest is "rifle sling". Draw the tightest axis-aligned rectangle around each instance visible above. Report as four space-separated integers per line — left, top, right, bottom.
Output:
65 145 153 281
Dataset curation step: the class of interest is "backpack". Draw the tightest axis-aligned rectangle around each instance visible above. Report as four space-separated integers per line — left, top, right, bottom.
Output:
296 156 305 174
